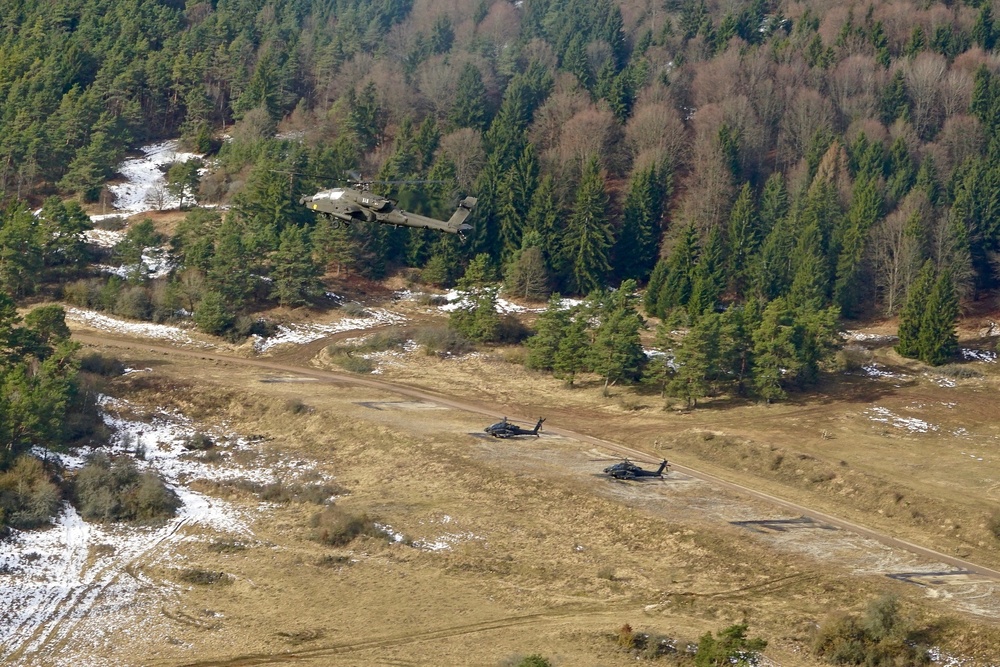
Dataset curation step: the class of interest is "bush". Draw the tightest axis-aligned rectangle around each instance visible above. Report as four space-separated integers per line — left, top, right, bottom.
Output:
178 568 229 585
184 433 214 450
73 453 181 522
0 456 62 531
341 301 369 317
114 285 153 320
79 352 126 377
516 656 552 667
988 512 1000 540
332 354 374 374
413 325 474 356
92 216 126 231
812 595 928 665
311 506 388 546
936 364 983 379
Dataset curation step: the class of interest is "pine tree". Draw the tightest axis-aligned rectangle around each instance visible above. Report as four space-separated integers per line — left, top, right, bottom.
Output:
688 226 726 318
449 63 490 131
896 260 935 359
788 223 828 311
553 312 590 386
614 163 667 281
562 157 613 295
208 219 255 310
644 259 669 315
727 183 759 298
589 281 645 392
525 175 564 276
834 175 881 317
525 294 570 370
668 312 720 408
271 225 323 307
917 268 959 366
498 144 539 260
656 224 699 316
758 174 788 240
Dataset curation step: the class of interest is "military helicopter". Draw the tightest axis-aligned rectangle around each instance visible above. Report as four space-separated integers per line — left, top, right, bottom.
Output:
299 179 477 236
602 459 670 480
484 417 545 439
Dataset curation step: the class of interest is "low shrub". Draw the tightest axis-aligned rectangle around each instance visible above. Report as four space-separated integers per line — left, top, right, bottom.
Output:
73 453 181 522
311 506 388 546
184 433 214 450
413 325 474 356
341 301 369 317
0 456 62 531
207 540 246 554
179 568 229 585
286 398 314 414
812 595 928 665
936 364 983 379
79 352 126 377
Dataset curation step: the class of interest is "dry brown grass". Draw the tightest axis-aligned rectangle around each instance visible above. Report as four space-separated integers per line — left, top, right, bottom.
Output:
63 337 1000 667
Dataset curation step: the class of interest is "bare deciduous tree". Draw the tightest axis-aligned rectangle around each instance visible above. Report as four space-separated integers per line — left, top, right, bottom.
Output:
778 88 835 167
872 191 930 314
903 53 946 139
625 101 687 172
438 128 485 190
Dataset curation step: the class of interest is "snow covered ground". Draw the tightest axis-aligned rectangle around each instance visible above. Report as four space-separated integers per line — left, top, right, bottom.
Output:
65 308 212 348
104 140 203 217
252 309 407 353
865 406 938 433
0 395 327 665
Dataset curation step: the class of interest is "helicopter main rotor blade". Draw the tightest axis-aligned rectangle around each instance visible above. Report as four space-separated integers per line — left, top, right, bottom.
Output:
270 169 447 185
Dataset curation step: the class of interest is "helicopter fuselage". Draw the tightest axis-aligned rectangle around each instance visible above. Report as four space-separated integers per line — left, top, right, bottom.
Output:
301 187 476 235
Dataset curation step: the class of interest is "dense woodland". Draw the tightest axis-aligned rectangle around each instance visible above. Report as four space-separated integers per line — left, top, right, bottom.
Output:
0 0 994 523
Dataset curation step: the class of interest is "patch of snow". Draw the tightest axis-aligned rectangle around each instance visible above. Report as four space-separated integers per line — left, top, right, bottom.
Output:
927 647 976 666
83 228 125 248
435 289 579 315
928 376 957 388
866 406 938 433
253 309 406 353
842 330 898 344
858 363 903 379
959 348 996 363
66 307 210 348
1 394 336 664
108 140 203 215
375 523 407 544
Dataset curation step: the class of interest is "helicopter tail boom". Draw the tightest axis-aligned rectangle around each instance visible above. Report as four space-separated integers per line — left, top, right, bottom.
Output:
445 196 477 233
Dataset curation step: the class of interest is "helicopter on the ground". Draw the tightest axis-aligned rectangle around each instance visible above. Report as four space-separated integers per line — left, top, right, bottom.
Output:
484 417 545 438
300 182 477 236
602 459 669 480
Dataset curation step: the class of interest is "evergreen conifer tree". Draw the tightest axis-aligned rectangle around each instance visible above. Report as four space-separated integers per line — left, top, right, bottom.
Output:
271 225 322 307
655 224 699 316
896 260 935 358
727 183 759 298
553 312 590 386
688 226 726 318
562 157 613 295
525 294 570 370
917 268 959 365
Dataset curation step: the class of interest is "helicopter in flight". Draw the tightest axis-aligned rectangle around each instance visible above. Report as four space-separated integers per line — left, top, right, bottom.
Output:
300 182 477 236
484 417 545 439
602 459 670 480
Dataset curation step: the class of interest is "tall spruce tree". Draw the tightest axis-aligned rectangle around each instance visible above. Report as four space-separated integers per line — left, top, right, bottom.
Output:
834 175 881 317
917 268 959 365
589 282 646 392
525 294 570 370
562 157 613 295
688 226 726 318
727 183 759 298
614 163 667 281
668 312 721 407
553 312 590 385
271 225 322 307
655 223 700 316
896 260 935 358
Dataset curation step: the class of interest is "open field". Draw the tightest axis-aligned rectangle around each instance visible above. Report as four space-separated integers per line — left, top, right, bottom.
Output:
20 309 994 666
7 294 1000 665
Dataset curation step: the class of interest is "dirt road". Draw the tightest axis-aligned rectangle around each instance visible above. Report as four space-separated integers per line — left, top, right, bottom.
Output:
74 333 1000 583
